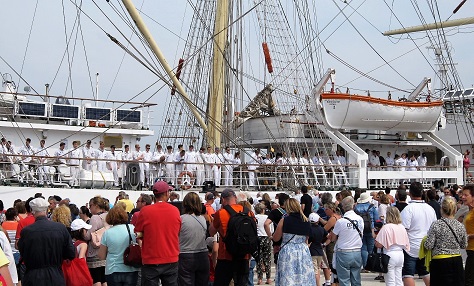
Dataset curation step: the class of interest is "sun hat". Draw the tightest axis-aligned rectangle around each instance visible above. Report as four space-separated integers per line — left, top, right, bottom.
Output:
357 192 372 204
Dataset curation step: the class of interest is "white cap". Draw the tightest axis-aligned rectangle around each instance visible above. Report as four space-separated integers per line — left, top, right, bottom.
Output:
71 219 92 231
309 213 320 223
29 198 49 212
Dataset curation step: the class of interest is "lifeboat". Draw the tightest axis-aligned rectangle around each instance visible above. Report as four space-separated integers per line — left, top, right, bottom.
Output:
319 92 443 132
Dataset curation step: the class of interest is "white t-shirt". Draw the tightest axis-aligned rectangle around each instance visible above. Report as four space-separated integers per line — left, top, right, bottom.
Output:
401 200 437 257
333 210 363 250
255 214 269 237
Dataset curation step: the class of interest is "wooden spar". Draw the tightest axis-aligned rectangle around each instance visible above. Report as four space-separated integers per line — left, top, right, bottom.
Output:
383 17 474 36
208 0 229 147
121 0 208 132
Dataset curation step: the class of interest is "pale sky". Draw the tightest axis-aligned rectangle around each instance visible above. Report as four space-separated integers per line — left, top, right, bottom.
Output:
1 1 472 146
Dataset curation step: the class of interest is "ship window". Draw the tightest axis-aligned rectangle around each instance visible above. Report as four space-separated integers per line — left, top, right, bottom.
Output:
51 104 79 119
463 89 473 96
453 90 463 97
116 109 141 123
444 102 453 113
17 102 47 117
444 91 454 98
454 100 462 113
84 107 111 121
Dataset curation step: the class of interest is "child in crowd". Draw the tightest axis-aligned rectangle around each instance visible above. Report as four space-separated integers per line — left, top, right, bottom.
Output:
308 213 329 286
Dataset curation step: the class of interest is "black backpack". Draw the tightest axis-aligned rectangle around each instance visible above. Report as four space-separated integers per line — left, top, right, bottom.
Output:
354 204 374 234
223 205 259 259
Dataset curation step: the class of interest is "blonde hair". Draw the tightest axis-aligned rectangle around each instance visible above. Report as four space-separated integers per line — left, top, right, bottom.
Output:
380 194 390 205
385 206 402 224
441 196 457 217
284 198 308 222
52 205 72 227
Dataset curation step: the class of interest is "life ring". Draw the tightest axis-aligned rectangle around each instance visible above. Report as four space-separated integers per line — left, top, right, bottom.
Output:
177 171 195 189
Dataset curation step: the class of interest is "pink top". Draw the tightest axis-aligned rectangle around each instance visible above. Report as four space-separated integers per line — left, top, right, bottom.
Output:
375 223 410 252
463 155 470 169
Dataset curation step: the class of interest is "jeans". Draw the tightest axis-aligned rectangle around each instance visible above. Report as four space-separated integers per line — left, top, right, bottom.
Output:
361 233 375 267
142 263 178 286
383 250 404 286
248 258 256 286
335 251 362 286
214 259 249 286
178 252 209 286
106 271 138 286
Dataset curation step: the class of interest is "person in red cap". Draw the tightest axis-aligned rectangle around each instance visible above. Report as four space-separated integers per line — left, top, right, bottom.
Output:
134 181 181 286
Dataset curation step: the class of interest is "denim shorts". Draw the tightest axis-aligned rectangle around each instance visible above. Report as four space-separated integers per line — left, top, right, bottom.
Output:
402 251 429 278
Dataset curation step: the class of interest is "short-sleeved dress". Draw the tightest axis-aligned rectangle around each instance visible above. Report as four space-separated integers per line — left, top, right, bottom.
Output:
275 213 316 286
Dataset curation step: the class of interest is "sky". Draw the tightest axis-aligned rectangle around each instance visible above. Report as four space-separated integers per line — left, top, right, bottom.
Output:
1 0 472 147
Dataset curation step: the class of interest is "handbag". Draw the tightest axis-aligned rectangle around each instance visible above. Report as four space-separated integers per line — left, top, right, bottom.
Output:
62 258 93 286
123 223 142 267
364 246 390 273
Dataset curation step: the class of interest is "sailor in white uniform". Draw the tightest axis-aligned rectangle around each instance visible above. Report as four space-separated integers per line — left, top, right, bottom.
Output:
35 139 51 186
82 140 95 171
18 138 35 183
121 145 133 186
143 144 154 187
248 149 262 187
203 146 214 182
132 144 145 186
151 144 166 181
213 147 223 186
96 141 107 172
222 147 234 186
54 142 68 164
165 146 175 184
195 147 206 186
107 145 120 187
68 140 82 187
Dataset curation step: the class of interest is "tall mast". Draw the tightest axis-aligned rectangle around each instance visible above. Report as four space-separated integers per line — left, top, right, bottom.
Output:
121 0 208 133
207 0 229 147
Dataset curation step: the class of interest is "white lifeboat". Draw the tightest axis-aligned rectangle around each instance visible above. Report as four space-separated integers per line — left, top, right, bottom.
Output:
320 92 443 132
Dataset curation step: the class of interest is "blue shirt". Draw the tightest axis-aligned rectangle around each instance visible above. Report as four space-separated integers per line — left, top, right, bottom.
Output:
101 224 139 275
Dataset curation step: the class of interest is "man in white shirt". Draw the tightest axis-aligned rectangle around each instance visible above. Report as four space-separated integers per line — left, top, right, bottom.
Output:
164 146 175 184
68 140 82 187
213 147 223 186
385 152 394 171
195 147 206 186
106 145 120 187
121 145 133 186
222 147 234 186
329 196 363 286
95 141 107 172
184 145 197 177
203 146 214 182
369 150 380 170
248 149 261 187
395 153 408 171
81 139 95 171
142 144 154 187
18 138 35 183
152 144 166 181
54 142 67 164
35 139 51 186
133 144 145 186
407 154 418 171
401 182 436 286
417 152 427 171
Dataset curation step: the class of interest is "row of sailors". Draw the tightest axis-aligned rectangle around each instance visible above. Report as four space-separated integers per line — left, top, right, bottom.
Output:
367 149 428 171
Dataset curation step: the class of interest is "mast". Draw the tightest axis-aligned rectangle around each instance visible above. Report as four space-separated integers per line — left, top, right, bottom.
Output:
208 0 229 147
121 0 208 133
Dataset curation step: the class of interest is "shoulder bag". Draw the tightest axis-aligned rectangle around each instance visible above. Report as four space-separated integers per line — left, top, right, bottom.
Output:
365 246 390 273
123 223 142 267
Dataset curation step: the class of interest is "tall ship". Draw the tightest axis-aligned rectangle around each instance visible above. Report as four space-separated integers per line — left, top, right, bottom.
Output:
0 1 471 206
